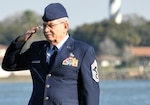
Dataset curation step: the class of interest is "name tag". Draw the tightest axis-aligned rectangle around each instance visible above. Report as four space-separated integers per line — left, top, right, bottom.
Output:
32 60 41 63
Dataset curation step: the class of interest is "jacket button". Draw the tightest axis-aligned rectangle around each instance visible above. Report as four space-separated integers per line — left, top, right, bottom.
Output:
48 74 51 77
45 96 49 100
46 84 50 88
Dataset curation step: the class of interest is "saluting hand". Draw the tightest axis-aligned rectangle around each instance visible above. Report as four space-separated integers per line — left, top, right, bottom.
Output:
17 25 41 42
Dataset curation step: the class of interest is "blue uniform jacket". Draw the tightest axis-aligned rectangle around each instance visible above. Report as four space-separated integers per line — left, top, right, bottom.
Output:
2 35 100 105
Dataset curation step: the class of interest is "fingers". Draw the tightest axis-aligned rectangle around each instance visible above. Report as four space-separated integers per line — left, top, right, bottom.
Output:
17 25 42 42
26 25 41 35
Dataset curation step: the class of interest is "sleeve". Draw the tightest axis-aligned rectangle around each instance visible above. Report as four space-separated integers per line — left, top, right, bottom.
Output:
80 46 100 105
2 38 29 71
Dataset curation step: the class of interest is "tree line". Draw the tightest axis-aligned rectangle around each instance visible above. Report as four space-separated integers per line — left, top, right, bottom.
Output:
0 10 150 58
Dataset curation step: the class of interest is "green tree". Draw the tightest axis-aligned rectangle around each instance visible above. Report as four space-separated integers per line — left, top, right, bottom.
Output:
0 10 45 49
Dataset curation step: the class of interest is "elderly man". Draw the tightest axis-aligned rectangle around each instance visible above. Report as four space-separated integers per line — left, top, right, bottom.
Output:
2 3 100 105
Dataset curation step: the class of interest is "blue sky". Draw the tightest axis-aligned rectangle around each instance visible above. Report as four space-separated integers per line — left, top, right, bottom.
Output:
0 0 150 29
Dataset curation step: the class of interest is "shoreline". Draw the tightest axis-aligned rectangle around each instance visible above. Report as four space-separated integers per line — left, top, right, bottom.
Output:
0 73 150 82
1 67 150 82
0 76 32 82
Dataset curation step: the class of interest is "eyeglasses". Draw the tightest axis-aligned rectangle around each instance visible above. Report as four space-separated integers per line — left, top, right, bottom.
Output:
41 22 64 29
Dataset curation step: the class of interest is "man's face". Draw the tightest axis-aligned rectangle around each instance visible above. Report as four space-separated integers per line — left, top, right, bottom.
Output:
43 18 68 45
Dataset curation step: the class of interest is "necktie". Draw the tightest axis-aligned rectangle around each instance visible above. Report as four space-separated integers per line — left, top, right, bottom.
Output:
49 46 58 69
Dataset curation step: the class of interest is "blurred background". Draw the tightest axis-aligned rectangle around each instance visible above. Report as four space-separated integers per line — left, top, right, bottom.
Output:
0 0 150 105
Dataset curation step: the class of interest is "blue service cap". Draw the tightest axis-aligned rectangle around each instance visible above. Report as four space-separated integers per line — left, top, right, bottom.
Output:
42 3 68 22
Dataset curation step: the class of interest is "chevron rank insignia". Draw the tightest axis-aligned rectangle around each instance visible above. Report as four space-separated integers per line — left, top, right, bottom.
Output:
91 60 99 82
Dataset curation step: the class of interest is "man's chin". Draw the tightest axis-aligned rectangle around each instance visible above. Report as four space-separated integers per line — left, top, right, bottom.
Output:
47 39 57 45
46 36 54 41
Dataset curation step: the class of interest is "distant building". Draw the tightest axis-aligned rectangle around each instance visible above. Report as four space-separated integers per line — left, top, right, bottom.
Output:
97 55 121 67
0 44 7 62
125 46 150 67
0 44 30 78
98 46 150 68
0 44 11 78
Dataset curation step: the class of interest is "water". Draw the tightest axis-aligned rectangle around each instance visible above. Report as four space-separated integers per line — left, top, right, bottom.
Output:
0 82 32 105
100 80 150 105
0 80 150 105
